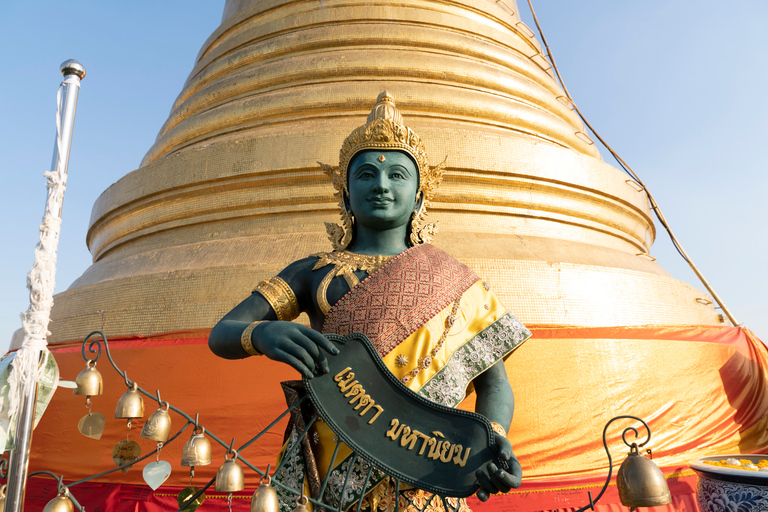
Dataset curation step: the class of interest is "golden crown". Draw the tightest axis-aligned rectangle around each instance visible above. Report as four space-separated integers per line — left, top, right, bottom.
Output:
319 92 446 250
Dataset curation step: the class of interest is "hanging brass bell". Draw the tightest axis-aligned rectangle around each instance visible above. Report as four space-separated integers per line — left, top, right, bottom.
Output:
617 444 672 508
73 360 103 396
215 451 245 492
0 483 6 512
115 382 144 419
141 401 172 443
42 489 74 512
181 427 212 466
250 473 280 512
291 495 311 512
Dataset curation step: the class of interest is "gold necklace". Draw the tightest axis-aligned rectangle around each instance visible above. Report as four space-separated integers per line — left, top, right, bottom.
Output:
312 251 396 315
312 251 395 275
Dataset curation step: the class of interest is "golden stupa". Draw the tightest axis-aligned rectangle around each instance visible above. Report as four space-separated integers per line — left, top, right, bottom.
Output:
23 1 768 511
19 0 719 347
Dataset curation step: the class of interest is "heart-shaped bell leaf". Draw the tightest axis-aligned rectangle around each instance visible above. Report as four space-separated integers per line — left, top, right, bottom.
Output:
112 440 141 474
77 412 105 440
143 460 172 490
177 486 205 511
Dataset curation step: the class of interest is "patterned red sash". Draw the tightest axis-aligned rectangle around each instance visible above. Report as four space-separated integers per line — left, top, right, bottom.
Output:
322 244 478 358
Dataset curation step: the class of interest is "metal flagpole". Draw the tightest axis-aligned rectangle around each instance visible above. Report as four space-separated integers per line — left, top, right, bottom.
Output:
5 59 85 512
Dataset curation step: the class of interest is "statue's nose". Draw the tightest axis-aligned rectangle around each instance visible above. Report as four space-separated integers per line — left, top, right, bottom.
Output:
372 172 390 192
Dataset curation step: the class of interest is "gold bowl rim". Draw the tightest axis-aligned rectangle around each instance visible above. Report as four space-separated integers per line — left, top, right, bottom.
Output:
689 454 768 485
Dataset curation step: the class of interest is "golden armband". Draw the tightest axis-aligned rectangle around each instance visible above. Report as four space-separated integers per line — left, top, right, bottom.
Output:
241 321 265 356
490 422 508 438
253 276 300 321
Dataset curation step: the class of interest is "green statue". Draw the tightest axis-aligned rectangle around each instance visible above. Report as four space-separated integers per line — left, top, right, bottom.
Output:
209 92 531 511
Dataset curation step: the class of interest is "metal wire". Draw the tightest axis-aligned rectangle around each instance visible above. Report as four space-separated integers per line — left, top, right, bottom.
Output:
80 330 307 475
318 439 343 505
174 476 216 512
58 331 445 511
236 395 309 457
68 421 192 486
337 454 358 512
355 465 375 512
69 331 327 506
394 478 400 512
273 413 318 475
571 415 649 512
24 472 85 512
525 0 739 326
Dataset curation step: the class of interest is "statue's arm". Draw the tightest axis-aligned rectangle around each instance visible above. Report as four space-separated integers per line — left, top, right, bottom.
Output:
207 290 275 359
207 258 338 376
472 360 522 500
473 360 514 430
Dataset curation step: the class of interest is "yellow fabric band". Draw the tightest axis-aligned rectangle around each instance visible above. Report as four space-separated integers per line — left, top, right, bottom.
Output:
241 321 264 356
382 279 507 391
254 276 300 321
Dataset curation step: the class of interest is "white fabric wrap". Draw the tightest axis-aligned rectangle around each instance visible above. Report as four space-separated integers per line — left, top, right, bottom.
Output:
7 81 73 423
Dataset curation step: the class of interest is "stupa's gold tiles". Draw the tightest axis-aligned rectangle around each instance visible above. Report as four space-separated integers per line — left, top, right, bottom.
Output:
24 0 719 347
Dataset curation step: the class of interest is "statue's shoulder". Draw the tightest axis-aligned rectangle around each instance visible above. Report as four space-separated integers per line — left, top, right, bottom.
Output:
272 255 323 294
291 255 323 267
308 251 336 271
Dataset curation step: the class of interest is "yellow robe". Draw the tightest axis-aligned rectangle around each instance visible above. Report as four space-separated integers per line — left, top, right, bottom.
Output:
274 245 531 511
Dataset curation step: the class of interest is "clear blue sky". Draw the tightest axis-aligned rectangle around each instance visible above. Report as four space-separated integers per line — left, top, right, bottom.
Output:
1 2 766 352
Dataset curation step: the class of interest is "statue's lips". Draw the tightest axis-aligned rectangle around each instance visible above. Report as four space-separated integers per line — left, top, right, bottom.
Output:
368 197 394 207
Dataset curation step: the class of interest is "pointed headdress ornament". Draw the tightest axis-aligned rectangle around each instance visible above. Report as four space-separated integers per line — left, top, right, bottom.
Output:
319 91 447 250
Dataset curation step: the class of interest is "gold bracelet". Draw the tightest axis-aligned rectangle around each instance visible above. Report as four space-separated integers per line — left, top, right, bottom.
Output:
241 321 264 356
490 422 507 437
254 277 300 321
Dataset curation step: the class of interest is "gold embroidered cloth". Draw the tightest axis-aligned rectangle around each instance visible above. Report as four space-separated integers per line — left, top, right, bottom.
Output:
323 244 480 357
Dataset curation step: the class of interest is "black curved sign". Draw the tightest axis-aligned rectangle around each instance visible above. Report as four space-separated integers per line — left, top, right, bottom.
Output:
304 333 505 498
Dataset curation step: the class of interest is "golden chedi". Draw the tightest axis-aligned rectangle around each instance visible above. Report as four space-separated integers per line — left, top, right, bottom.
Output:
16 0 720 347
22 4 768 510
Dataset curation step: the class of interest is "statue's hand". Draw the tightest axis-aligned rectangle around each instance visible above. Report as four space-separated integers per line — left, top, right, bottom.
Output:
474 433 522 502
252 321 339 378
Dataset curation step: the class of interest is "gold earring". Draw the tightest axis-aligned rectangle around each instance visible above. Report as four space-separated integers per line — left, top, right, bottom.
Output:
325 196 355 250
409 202 425 246
410 199 438 245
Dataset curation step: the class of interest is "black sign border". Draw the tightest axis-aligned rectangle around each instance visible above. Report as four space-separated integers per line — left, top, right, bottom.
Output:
304 332 499 498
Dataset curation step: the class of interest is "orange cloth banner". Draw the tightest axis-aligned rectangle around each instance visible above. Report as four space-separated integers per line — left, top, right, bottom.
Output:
15 325 768 511
495 325 768 480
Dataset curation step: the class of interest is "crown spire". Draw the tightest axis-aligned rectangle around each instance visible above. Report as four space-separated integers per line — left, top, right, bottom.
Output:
366 90 403 125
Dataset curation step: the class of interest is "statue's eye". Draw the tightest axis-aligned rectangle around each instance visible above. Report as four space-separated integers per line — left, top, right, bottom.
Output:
356 170 374 179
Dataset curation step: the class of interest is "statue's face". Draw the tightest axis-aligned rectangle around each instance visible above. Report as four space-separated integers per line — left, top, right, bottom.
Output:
347 150 420 231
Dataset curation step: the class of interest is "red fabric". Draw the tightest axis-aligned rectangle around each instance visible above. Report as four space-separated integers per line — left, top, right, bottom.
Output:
22 469 700 512
24 477 256 511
